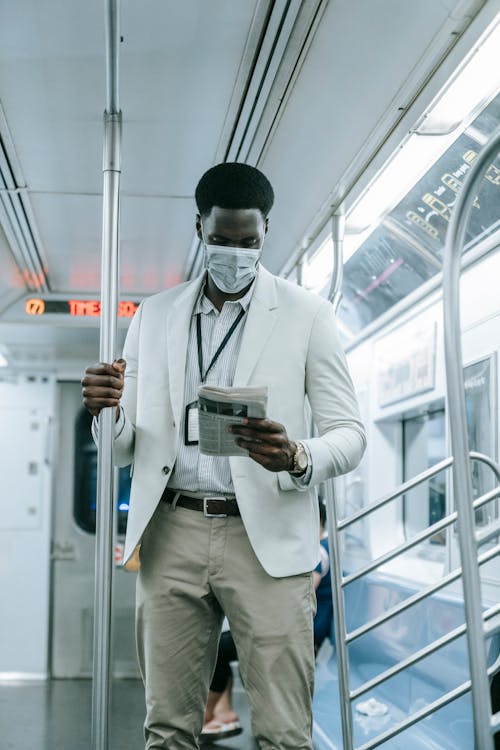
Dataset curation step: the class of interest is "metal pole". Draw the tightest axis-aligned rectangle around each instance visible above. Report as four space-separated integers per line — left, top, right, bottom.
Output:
325 479 355 750
442 124 500 750
324 209 355 749
92 2 121 750
328 210 345 308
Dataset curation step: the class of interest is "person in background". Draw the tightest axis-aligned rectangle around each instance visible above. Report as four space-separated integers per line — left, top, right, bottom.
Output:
313 499 333 657
201 626 241 742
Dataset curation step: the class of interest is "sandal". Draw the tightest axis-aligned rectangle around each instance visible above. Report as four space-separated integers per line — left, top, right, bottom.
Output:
200 719 243 741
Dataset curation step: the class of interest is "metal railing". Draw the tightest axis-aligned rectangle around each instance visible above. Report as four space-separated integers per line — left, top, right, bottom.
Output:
326 452 500 750
442 123 500 749
324 126 500 749
92 2 122 750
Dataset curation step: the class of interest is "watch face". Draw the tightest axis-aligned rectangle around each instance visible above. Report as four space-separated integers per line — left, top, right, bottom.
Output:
297 446 308 470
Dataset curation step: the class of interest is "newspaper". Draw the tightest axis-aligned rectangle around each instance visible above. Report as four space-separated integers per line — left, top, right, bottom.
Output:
198 385 268 456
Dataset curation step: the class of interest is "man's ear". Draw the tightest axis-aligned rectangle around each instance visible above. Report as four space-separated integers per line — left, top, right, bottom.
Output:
264 218 269 234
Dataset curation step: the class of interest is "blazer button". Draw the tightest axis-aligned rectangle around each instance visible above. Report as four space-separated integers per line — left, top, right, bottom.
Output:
162 466 170 475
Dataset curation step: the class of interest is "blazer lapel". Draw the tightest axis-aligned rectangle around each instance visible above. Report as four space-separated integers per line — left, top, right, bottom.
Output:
166 274 205 427
233 265 278 387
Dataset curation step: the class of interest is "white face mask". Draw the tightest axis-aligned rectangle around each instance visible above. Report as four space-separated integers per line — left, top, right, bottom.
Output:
203 243 262 294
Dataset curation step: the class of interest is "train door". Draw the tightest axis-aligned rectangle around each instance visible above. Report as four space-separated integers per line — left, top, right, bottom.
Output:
0 373 55 677
50 381 139 678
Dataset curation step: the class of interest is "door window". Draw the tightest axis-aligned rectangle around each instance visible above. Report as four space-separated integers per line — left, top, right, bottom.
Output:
74 408 130 535
402 408 447 551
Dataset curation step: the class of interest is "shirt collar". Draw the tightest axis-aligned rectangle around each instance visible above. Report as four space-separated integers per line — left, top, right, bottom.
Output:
194 271 257 316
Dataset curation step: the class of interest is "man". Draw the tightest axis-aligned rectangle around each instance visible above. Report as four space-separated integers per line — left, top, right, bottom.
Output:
82 162 365 749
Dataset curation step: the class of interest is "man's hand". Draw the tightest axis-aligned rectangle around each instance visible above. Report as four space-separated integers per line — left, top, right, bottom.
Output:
229 418 296 472
81 359 126 418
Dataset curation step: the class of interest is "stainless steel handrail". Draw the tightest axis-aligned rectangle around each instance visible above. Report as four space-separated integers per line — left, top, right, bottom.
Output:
339 450 500 530
350 602 500 701
319 211 500 749
443 124 500 750
346 542 500 644
326 210 356 749
476 518 500 547
343 484 500 586
328 469 500 750
328 211 345 307
92 2 121 750
356 656 500 750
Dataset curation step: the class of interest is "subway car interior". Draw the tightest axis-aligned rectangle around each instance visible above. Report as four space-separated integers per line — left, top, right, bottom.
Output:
1 1 500 748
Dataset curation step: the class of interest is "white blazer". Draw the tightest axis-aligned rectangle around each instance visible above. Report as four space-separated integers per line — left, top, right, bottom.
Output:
96 266 366 576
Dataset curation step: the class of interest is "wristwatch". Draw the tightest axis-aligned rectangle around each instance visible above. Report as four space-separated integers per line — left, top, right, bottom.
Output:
290 441 308 476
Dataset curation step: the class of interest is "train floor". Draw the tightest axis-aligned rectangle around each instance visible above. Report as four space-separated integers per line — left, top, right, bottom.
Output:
0 678 258 750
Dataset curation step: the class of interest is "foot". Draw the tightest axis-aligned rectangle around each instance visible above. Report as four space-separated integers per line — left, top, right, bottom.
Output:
200 718 243 742
213 710 239 724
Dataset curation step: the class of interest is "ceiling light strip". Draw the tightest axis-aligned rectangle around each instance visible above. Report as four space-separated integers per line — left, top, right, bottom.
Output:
0 189 43 291
0 130 49 292
185 0 324 279
228 0 303 161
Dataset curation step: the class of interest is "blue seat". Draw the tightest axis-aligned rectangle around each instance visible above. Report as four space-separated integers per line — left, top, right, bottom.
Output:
313 571 500 750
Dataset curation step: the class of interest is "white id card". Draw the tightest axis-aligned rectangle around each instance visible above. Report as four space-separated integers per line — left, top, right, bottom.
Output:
184 401 199 445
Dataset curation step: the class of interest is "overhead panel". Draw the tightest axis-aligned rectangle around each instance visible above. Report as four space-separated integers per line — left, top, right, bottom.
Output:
0 0 104 194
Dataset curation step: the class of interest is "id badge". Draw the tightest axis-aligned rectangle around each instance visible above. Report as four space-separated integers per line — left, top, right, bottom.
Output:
184 401 199 445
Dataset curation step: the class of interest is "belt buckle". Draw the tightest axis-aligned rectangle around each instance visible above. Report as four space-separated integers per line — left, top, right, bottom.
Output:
203 496 227 518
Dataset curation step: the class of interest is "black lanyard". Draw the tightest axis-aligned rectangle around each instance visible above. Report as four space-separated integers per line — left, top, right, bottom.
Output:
196 307 246 383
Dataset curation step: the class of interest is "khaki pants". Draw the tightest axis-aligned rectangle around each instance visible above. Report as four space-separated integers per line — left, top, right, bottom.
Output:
136 500 316 749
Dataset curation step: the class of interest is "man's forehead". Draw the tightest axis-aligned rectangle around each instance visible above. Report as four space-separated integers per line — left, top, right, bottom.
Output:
205 206 264 232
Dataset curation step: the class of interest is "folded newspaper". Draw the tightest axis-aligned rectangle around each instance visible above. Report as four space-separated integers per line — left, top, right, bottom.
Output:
198 385 268 456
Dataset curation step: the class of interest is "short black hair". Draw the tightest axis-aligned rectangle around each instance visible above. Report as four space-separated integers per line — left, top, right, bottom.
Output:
195 162 274 218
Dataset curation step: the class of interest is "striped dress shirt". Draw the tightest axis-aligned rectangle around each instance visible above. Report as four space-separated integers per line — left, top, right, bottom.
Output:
167 281 254 494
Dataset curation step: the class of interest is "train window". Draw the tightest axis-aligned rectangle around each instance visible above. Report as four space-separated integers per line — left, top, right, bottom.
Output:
74 408 131 535
339 92 500 335
402 408 447 553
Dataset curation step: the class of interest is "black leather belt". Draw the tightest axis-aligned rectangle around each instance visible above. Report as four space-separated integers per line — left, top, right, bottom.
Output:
161 488 240 517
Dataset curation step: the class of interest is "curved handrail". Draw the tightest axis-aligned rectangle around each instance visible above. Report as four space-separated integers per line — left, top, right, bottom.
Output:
442 123 500 750
338 450 500 530
328 211 345 311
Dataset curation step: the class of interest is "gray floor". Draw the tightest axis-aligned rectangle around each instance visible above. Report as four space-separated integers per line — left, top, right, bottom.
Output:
0 679 258 750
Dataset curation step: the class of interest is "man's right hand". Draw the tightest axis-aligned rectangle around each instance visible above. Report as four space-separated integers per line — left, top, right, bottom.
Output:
81 359 126 418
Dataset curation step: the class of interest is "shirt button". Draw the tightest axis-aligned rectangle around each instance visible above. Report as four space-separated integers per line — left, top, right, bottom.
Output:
162 466 170 475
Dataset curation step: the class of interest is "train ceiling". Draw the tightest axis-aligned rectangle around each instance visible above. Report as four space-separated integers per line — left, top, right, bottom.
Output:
0 0 494 369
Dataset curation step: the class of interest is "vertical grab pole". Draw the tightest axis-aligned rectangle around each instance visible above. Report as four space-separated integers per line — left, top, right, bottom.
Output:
442 125 500 750
325 210 355 750
92 2 121 750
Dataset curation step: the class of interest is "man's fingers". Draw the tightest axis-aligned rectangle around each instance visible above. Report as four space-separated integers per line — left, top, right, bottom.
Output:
231 418 284 434
81 373 123 389
82 385 123 400
83 396 122 408
84 362 122 377
231 426 286 445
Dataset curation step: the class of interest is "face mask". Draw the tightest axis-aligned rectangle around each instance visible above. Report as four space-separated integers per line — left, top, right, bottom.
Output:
203 243 262 294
